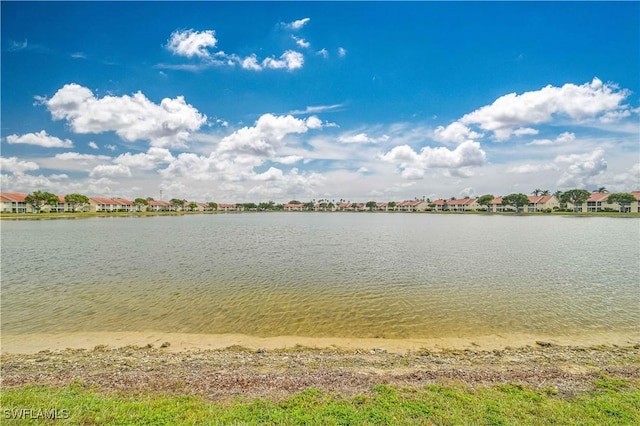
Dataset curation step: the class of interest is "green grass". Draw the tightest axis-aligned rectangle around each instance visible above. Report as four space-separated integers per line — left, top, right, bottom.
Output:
2 379 639 425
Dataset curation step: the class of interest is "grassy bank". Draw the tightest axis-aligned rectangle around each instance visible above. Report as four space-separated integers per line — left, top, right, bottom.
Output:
2 344 639 424
2 378 639 425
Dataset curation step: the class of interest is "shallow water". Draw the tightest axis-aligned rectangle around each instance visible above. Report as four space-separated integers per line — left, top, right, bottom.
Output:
1 213 638 339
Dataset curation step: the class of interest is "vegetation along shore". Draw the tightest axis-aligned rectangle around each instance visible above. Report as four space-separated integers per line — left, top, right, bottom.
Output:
2 342 639 424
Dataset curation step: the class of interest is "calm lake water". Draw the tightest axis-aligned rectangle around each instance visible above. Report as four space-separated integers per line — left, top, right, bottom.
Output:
1 213 638 339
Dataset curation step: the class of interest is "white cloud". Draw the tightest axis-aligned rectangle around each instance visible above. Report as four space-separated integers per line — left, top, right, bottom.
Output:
166 29 217 59
513 127 539 136
527 139 554 146
0 156 40 173
54 152 111 162
556 132 576 144
217 113 314 158
316 48 329 59
527 131 576 146
6 130 73 148
88 141 99 149
292 36 310 48
555 148 607 188
338 47 347 57
305 116 323 129
43 83 207 147
380 140 486 179
274 155 303 165
90 164 132 178
506 163 556 174
105 144 118 151
460 78 631 140
240 55 262 71
262 50 304 71
114 148 174 170
289 104 343 115
433 122 482 144
284 18 310 30
338 133 389 144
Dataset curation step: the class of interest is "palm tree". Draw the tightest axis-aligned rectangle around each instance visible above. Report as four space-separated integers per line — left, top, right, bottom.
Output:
541 190 550 196
532 189 542 196
595 187 608 193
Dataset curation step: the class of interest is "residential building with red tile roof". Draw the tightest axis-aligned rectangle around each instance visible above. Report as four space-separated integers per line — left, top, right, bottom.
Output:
0 192 30 213
147 200 172 212
396 200 427 211
284 203 305 211
526 195 559 212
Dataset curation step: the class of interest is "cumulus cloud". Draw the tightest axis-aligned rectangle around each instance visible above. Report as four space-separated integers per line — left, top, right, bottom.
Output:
54 152 111 162
555 148 607 187
316 48 329 59
262 50 304 71
460 78 631 140
0 156 40 173
283 18 310 30
217 113 315 158
338 133 389 144
88 141 99 149
432 122 482 144
42 83 207 147
6 130 73 148
513 127 539 136
114 148 174 170
556 132 576 144
166 29 217 58
157 113 323 187
292 36 310 48
527 131 576 146
338 47 347 57
237 50 304 72
380 140 486 179
274 155 304 165
90 164 132 178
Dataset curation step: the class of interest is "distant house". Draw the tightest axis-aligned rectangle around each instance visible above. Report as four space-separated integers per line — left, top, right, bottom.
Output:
89 197 135 212
632 191 640 213
574 192 616 212
375 202 390 211
284 203 305 211
447 198 479 212
396 200 427 212
336 202 352 211
527 195 559 212
43 195 69 213
488 197 510 213
146 200 171 212
0 192 31 213
217 203 243 212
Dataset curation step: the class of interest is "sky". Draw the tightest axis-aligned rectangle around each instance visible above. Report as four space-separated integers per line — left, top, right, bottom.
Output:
1 1 639 203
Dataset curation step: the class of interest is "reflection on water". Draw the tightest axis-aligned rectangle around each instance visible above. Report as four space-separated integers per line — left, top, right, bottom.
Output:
1 214 638 338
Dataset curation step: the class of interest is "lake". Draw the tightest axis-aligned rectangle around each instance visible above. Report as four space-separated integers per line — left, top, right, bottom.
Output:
1 213 638 340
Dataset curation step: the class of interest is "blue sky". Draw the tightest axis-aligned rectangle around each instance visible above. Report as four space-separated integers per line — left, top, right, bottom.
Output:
2 1 638 202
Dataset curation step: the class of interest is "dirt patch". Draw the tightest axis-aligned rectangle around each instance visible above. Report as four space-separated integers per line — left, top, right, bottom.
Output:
2 344 638 401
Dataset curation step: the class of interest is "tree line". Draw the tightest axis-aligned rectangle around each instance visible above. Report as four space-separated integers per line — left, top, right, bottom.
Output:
16 188 638 214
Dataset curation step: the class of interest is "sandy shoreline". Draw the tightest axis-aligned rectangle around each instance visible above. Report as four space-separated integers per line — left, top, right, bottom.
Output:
2 330 638 354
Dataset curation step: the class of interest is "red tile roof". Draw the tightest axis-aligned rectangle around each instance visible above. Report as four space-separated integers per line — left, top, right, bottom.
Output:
528 195 554 204
586 193 610 202
0 192 28 202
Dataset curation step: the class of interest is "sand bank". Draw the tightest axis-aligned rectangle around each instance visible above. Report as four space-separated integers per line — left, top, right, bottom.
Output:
2 330 638 354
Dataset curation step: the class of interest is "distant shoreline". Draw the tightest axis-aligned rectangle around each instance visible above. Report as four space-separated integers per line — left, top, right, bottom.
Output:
2 210 639 220
2 330 638 355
